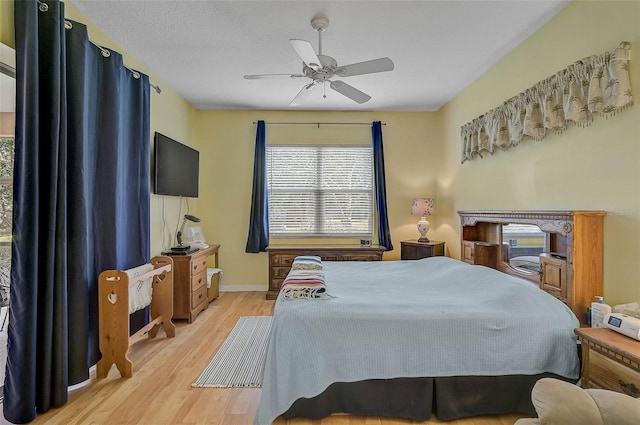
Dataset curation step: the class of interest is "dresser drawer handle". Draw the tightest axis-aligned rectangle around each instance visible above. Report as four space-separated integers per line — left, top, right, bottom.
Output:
198 278 202 284
199 293 203 299
193 264 197 270
619 380 640 398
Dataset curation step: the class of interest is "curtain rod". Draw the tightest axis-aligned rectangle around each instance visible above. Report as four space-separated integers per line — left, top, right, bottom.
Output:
36 0 162 95
252 121 386 127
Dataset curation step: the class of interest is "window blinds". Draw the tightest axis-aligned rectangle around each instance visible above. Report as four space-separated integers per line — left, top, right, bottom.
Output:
266 145 373 237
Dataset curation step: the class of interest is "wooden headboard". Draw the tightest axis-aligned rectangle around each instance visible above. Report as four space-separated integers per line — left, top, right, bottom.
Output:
458 210 605 326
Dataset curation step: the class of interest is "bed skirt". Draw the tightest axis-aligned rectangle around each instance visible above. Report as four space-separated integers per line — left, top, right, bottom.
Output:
283 373 576 421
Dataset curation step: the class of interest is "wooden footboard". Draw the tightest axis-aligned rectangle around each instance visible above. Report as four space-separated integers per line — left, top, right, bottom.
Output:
97 255 176 378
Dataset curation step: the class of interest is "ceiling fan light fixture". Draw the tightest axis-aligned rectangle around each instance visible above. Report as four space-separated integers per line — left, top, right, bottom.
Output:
244 14 394 105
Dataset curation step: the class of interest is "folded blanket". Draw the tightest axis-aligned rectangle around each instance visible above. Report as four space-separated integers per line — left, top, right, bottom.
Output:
280 269 332 300
125 263 154 314
291 255 323 271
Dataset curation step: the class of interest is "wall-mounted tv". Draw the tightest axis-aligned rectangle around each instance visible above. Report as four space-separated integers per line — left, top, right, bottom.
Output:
153 132 199 198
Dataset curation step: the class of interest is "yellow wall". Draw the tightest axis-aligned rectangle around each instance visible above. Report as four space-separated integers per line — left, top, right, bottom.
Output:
194 110 439 288
3 0 639 304
0 1 13 48
438 0 640 306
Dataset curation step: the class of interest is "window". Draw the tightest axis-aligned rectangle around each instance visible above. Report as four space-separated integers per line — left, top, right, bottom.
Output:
0 41 15 399
266 145 373 237
0 136 13 249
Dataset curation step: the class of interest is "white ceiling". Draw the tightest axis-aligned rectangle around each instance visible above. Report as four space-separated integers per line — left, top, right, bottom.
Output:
68 1 568 111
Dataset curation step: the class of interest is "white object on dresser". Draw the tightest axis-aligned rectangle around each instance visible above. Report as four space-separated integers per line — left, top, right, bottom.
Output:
183 225 209 248
604 312 640 341
591 300 612 328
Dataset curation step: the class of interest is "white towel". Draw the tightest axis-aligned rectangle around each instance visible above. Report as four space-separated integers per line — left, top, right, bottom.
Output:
207 268 223 289
125 263 154 314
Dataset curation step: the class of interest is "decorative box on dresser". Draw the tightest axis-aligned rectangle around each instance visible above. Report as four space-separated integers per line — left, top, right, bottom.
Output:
574 327 640 398
458 210 604 325
400 240 445 260
266 245 385 300
168 245 219 322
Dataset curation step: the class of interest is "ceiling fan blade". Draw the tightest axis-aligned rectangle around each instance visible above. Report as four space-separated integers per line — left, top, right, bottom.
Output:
244 73 306 79
290 82 317 106
335 57 394 77
329 80 371 104
289 39 322 70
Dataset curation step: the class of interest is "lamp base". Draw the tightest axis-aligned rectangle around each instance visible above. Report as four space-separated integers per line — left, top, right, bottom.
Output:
416 216 431 243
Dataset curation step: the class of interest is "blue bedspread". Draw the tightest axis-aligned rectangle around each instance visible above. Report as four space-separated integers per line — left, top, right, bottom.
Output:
254 257 580 425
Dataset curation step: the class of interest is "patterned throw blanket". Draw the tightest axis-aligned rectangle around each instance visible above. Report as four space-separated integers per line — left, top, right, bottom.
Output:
280 256 333 300
290 255 322 270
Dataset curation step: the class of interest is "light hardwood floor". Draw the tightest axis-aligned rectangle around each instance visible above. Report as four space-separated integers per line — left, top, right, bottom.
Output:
4 292 526 425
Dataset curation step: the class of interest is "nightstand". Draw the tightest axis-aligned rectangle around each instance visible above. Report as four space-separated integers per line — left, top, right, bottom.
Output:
400 240 445 260
574 327 640 397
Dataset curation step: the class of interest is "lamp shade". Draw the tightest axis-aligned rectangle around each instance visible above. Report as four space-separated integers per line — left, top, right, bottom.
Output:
411 198 434 217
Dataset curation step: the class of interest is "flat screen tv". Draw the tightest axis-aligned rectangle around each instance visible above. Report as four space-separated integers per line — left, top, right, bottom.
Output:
153 132 199 197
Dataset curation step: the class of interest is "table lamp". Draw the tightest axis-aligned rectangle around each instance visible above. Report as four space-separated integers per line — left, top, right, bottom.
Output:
173 214 201 250
411 198 434 242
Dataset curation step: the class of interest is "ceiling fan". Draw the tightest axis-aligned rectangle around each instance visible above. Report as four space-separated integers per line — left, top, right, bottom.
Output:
243 14 394 105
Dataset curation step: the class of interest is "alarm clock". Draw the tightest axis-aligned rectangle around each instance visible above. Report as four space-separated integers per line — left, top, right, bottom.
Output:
604 312 640 341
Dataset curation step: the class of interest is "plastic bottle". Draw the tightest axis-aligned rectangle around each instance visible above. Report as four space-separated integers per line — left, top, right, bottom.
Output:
591 296 611 328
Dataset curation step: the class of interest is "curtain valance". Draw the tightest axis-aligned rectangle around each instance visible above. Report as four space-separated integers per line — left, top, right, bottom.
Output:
461 42 633 164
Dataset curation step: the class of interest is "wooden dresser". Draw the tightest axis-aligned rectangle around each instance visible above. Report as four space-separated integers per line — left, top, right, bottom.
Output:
266 245 385 300
169 245 218 322
458 210 605 325
575 327 640 397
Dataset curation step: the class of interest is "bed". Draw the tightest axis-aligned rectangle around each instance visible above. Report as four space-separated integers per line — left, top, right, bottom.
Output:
254 256 580 425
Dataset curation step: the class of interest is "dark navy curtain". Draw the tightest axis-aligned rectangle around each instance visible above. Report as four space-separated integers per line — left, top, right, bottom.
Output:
245 120 269 253
5 1 151 422
372 121 393 251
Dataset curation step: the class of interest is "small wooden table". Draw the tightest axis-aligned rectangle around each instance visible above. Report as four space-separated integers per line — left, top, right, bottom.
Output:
574 327 640 397
400 240 445 260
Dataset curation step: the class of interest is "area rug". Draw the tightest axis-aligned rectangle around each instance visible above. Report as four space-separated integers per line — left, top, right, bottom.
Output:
192 315 272 388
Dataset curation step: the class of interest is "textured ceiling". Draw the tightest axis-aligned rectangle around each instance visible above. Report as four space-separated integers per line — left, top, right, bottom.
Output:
68 1 571 112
